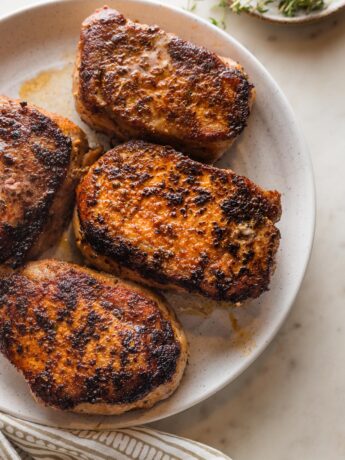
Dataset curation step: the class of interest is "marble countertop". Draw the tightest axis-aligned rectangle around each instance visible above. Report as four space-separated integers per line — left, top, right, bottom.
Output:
2 1 345 459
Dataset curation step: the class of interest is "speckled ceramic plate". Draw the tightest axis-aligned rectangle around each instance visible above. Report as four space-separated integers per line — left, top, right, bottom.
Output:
0 0 315 430
245 0 345 24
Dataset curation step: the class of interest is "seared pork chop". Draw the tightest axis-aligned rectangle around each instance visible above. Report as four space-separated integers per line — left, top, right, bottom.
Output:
0 96 89 267
0 259 187 414
74 7 255 163
74 141 281 304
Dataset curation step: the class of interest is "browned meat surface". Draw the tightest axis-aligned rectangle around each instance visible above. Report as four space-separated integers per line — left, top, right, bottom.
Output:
74 7 255 163
0 96 89 267
74 141 281 304
0 259 187 414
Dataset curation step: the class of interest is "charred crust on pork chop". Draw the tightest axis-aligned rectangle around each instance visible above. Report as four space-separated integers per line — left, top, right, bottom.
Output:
74 7 255 162
75 141 281 303
0 96 89 267
0 260 187 412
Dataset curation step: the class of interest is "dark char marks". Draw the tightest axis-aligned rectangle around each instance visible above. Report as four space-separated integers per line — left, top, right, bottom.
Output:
0 261 181 410
0 99 72 267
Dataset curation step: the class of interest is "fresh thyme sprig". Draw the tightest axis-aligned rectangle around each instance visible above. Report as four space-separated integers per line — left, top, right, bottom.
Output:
228 0 325 16
228 0 252 13
185 0 204 12
231 0 275 14
209 0 228 29
186 0 325 23
278 0 325 16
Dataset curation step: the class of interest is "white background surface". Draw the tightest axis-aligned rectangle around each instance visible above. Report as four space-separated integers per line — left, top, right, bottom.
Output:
1 1 345 459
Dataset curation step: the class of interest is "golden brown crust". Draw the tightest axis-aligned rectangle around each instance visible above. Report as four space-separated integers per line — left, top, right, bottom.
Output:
0 96 89 267
75 141 281 303
74 7 255 162
0 259 187 414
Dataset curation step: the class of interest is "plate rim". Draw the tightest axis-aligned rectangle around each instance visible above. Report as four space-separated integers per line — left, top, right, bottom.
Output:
0 0 316 429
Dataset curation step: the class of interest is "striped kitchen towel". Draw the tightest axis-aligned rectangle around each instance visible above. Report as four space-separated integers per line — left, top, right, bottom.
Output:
0 412 231 460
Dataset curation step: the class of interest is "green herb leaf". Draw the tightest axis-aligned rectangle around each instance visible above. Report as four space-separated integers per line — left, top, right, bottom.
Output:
228 0 326 16
209 16 220 25
185 0 204 12
278 0 325 16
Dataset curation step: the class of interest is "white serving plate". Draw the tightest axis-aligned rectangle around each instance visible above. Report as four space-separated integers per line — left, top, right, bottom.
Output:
0 0 315 430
